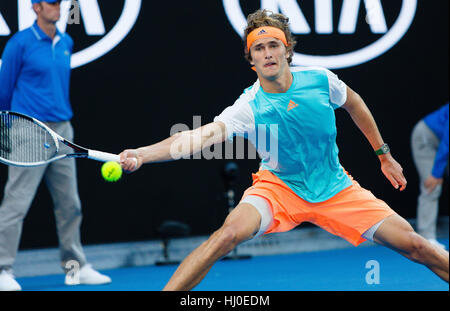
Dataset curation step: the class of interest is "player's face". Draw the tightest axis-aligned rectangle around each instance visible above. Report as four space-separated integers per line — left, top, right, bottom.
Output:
35 1 61 24
249 37 290 80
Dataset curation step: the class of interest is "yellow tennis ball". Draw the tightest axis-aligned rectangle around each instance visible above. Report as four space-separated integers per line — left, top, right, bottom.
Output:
101 161 122 182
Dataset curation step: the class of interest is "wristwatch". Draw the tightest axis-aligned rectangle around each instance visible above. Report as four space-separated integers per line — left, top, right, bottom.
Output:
375 143 390 155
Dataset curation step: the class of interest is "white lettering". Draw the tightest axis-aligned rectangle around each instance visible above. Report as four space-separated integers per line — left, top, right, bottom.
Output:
339 0 387 34
338 0 361 34
365 259 380 284
315 0 333 34
16 0 104 35
255 124 279 169
223 296 270 307
169 123 191 160
261 0 310 33
169 116 278 161
78 0 105 35
66 0 81 26
0 12 10 35
56 0 74 33
192 115 202 159
224 296 233 306
364 0 387 33
1 0 142 69
260 295 270 305
71 0 142 68
18 0 35 31
180 295 214 308
223 0 417 68
64 260 80 285
202 126 222 160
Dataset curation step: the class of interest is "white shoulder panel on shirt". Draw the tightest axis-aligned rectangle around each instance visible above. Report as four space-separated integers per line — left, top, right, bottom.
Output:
290 66 347 108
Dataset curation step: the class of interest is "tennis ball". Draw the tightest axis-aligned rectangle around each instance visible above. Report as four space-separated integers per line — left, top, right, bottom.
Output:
101 161 122 182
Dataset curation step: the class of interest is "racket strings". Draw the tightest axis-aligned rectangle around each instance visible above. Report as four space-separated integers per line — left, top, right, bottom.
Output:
0 113 57 164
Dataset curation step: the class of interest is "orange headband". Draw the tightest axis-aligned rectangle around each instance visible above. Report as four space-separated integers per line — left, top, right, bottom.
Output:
246 26 288 52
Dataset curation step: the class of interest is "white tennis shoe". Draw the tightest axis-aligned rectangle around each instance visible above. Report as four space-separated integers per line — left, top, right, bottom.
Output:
0 270 21 291
65 264 111 286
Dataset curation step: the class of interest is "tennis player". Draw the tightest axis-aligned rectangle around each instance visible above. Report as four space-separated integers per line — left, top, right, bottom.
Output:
120 9 449 290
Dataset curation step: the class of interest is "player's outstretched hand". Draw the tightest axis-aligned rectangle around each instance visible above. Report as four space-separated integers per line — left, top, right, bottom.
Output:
119 149 142 173
380 154 407 191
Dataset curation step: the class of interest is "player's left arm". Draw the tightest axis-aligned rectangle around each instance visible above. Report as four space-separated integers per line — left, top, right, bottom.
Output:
341 86 407 191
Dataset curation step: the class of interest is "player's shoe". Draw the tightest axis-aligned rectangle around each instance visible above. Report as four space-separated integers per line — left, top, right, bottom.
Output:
0 269 21 291
428 238 446 250
65 264 112 286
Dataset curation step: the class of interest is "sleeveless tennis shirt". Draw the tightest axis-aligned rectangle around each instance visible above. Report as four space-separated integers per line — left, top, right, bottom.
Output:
214 67 352 203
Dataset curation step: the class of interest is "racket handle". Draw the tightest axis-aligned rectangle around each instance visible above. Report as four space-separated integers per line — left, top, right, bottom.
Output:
88 150 120 162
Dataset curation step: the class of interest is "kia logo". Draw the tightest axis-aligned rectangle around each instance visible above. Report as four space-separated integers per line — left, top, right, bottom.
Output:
223 0 417 69
0 0 142 68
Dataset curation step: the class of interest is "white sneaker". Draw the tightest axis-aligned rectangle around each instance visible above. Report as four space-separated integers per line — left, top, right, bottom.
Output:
65 264 111 286
428 238 447 250
0 270 22 291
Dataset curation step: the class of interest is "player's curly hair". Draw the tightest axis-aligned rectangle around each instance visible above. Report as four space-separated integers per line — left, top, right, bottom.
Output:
244 9 297 64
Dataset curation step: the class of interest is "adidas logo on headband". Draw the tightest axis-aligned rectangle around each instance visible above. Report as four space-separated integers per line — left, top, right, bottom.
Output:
247 26 288 52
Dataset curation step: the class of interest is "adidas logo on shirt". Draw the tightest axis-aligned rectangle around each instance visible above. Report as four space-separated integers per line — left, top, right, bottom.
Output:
287 100 299 111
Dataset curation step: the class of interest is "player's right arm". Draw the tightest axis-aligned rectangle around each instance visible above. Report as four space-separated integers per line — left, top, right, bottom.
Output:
121 86 256 172
120 121 227 172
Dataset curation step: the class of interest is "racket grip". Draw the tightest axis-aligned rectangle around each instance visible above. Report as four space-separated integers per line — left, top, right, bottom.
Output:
88 150 120 163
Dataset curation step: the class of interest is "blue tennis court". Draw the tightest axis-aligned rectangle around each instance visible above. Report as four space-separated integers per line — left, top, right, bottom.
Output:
16 239 449 291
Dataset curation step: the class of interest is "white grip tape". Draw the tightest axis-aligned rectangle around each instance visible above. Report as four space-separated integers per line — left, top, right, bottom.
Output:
88 150 120 162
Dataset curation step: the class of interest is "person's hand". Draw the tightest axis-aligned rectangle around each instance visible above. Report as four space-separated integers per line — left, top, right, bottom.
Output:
119 149 143 173
380 154 407 191
424 175 443 194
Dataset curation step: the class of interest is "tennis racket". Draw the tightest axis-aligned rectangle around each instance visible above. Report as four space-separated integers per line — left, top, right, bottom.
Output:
0 111 120 167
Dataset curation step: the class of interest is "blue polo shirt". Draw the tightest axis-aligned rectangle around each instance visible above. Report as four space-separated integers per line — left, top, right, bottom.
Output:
0 21 73 122
423 103 449 178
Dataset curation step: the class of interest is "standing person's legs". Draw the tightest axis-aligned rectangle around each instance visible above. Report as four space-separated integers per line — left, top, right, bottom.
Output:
0 165 47 270
163 200 265 291
43 121 86 270
411 121 442 240
373 214 449 283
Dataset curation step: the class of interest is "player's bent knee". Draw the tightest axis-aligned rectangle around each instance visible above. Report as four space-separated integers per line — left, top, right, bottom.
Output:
217 225 238 251
206 225 240 259
206 219 255 260
407 232 430 263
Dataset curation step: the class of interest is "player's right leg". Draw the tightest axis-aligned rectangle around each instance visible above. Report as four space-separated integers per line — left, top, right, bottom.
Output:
163 199 265 291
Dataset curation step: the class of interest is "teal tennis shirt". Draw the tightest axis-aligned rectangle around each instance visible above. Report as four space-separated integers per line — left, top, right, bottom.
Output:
215 67 353 203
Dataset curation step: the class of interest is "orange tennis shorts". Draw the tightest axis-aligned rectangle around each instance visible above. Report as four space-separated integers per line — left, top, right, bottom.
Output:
241 170 396 246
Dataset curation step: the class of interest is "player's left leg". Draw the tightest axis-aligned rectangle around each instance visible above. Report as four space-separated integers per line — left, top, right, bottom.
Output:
373 214 449 283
